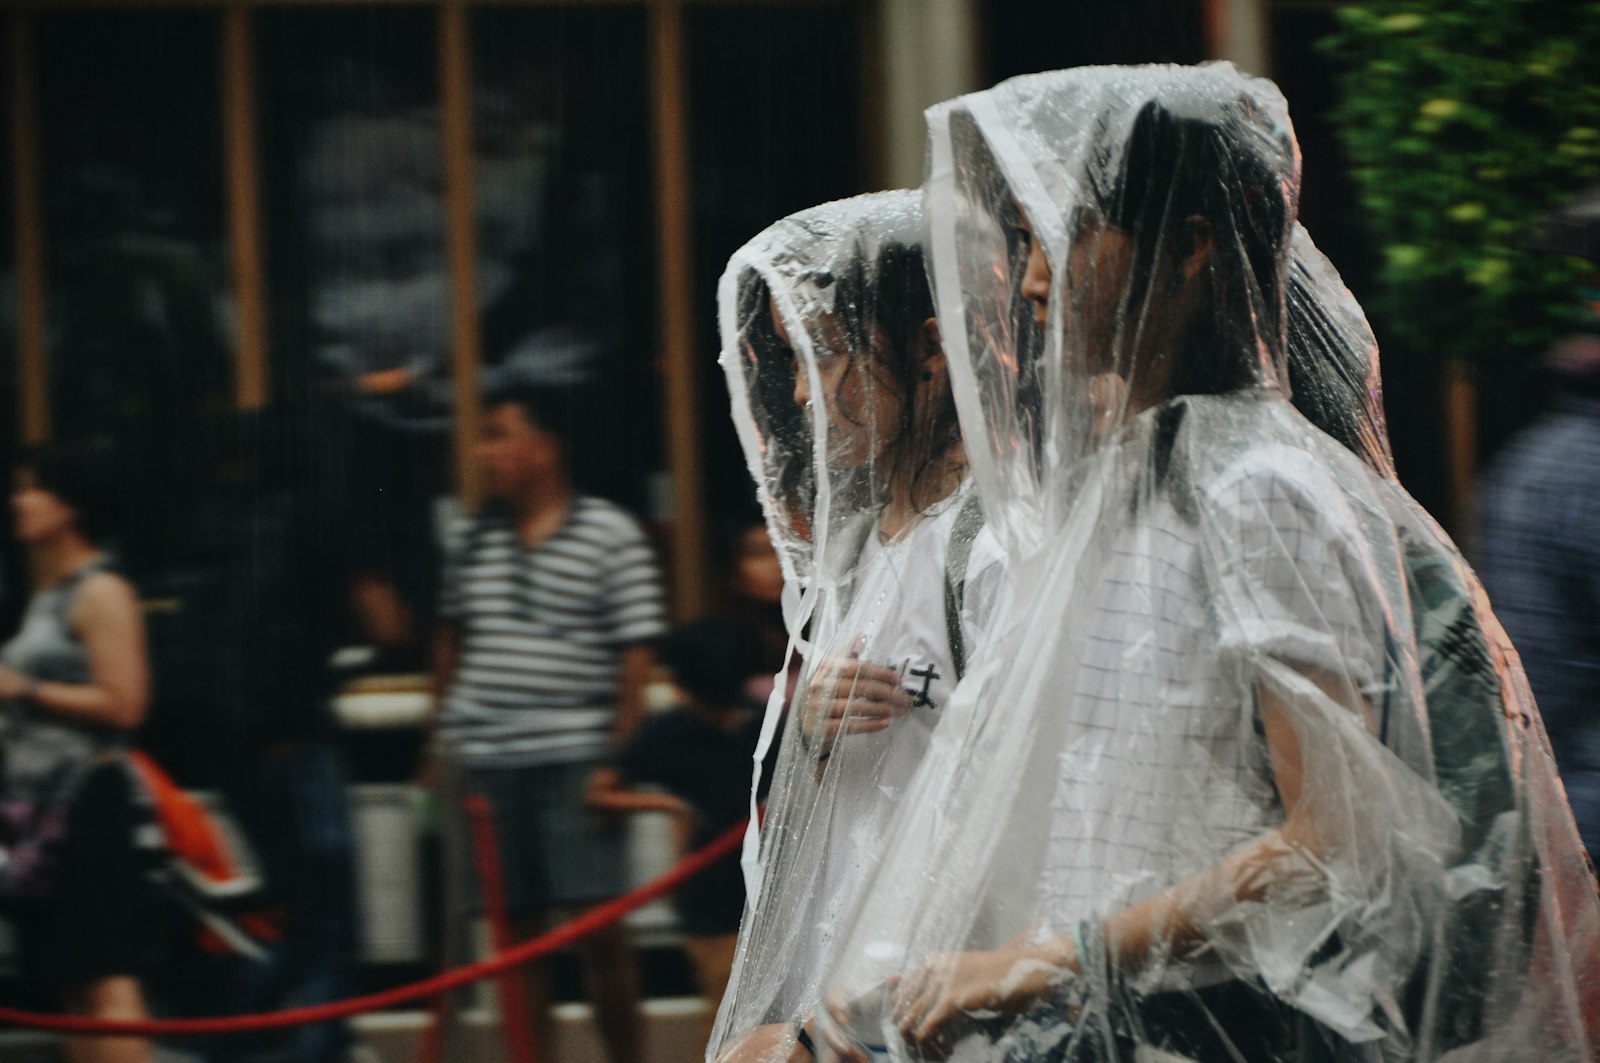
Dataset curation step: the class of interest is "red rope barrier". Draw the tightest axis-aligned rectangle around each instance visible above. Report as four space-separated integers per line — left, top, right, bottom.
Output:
0 816 751 1037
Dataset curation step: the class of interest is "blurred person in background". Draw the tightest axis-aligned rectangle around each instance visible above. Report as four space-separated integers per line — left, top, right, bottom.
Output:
430 381 668 1063
205 408 364 1063
714 517 794 715
0 440 152 1063
585 617 780 1045
1480 185 1600 860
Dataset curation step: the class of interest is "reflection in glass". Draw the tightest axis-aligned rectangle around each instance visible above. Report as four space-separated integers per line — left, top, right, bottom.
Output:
472 6 657 511
37 11 229 574
688 3 865 526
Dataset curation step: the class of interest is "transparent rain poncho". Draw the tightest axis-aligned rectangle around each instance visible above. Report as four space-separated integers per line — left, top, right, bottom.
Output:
713 191 1007 1059
814 64 1600 1062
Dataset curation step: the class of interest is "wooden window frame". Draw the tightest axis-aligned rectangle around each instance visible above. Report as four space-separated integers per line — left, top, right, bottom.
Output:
6 0 878 620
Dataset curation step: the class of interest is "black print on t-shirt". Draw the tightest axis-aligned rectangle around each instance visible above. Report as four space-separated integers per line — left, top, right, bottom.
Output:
902 662 942 710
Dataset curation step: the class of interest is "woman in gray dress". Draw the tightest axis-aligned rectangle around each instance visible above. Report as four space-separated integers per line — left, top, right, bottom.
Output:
0 440 152 1063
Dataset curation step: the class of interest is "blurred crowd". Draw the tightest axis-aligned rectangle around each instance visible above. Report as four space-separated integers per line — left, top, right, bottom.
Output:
0 377 792 1063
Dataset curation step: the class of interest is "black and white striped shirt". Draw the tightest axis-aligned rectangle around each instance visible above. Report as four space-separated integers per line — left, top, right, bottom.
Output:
439 497 668 767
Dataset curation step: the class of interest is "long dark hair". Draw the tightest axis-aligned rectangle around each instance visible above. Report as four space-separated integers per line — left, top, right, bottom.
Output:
18 438 123 546
743 234 959 520
738 268 816 523
1092 93 1296 488
1094 95 1296 400
829 236 960 514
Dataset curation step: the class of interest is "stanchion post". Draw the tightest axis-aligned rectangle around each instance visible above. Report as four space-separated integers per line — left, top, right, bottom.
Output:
466 794 540 1063
410 986 447 1063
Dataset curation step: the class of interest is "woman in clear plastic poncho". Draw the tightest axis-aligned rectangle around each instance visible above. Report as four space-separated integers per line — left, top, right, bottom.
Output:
816 65 1600 1062
714 191 1007 1062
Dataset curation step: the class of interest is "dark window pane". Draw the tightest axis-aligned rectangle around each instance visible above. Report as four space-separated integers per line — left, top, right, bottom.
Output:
984 1 1205 81
256 8 450 629
689 2 865 530
0 15 20 631
36 10 228 571
472 6 657 514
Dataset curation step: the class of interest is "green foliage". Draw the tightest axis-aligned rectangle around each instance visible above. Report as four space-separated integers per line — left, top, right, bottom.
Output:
1322 0 1600 366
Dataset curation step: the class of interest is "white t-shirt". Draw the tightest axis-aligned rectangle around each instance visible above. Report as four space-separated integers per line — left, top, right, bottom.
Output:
1041 435 1388 927
801 482 1006 992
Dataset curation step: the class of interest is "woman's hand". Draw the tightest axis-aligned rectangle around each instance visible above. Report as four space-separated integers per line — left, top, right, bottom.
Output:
819 994 879 1063
800 651 911 759
888 939 1077 1059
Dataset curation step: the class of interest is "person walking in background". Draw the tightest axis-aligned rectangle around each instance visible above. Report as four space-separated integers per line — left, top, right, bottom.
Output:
207 408 364 1063
0 440 152 1063
430 381 668 1063
586 617 780 1045
716 517 793 711
1480 189 1600 859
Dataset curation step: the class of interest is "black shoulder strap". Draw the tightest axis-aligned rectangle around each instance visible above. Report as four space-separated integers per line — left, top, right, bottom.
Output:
943 492 987 682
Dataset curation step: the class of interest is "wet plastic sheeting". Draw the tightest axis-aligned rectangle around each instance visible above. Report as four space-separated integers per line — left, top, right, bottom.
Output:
806 64 1600 1063
711 191 1005 1058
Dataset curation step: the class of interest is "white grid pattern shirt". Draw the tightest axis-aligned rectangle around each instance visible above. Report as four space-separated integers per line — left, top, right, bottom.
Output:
1042 436 1386 926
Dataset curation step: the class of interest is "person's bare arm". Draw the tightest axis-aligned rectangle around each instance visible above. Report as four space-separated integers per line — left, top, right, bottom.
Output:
432 622 459 705
0 572 149 731
613 643 656 743
351 572 415 651
1094 673 1325 971
583 765 691 820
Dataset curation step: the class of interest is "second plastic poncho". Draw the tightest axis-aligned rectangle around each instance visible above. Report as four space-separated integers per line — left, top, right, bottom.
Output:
715 191 1006 1060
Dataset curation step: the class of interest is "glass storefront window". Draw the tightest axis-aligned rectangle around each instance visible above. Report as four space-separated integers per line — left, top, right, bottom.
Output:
36 10 229 572
688 2 866 528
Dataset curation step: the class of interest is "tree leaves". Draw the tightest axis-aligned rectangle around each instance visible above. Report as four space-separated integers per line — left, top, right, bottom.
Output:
1322 0 1600 370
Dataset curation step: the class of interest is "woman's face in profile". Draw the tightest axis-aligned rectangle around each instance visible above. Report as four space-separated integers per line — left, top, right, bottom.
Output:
735 524 785 605
1062 205 1143 380
1015 205 1136 436
10 470 74 545
780 300 903 473
1017 204 1138 373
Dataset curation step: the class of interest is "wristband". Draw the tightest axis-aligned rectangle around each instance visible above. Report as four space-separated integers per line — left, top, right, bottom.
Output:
794 1019 816 1058
1069 921 1090 975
